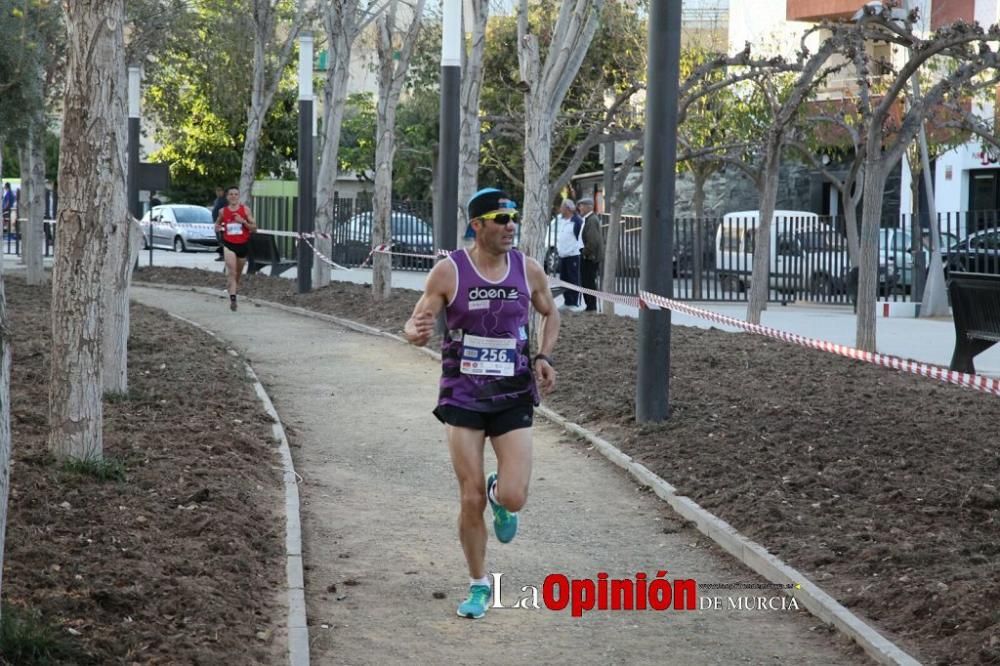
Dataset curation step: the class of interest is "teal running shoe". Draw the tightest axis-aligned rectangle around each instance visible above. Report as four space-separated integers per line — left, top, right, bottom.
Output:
486 472 518 543
457 584 491 619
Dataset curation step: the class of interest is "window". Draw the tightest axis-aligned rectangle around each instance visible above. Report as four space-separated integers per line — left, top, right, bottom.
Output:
174 207 212 224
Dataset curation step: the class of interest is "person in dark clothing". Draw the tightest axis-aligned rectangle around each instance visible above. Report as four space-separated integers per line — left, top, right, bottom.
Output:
577 197 604 312
149 191 162 208
211 187 226 261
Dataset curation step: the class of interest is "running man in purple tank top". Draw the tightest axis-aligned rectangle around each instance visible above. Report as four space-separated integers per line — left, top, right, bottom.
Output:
404 188 560 620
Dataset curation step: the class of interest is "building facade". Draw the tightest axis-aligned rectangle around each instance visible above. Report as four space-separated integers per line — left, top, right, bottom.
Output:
729 0 1000 235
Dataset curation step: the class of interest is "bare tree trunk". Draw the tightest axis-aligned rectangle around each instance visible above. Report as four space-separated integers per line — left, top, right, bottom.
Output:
240 42 270 198
746 137 780 324
691 167 709 300
314 1 359 288
372 94 396 301
0 274 11 627
856 162 888 352
456 0 489 244
601 201 624 316
17 144 29 267
49 0 128 461
102 217 141 396
516 0 604 264
22 126 47 285
519 110 554 262
372 0 425 302
840 169 863 268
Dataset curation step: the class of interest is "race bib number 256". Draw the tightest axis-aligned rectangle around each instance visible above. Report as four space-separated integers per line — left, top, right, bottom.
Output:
460 334 516 376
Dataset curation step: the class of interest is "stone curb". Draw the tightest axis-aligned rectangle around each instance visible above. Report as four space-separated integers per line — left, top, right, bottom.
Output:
142 282 918 666
161 310 309 666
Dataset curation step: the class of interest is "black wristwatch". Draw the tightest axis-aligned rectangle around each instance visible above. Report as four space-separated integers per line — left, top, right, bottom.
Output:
533 353 553 367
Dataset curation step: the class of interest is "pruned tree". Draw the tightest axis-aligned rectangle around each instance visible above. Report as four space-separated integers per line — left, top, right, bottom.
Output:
456 0 491 242
515 0 605 263
371 0 425 301
313 0 389 288
740 28 848 324
49 0 129 460
600 140 643 316
7 0 63 285
850 8 1000 350
240 0 310 197
789 103 866 266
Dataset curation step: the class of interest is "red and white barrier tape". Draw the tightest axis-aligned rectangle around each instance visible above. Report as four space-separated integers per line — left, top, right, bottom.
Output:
299 235 350 271
548 277 643 310
635 288 999 397
259 233 1000 398
546 275 1000 397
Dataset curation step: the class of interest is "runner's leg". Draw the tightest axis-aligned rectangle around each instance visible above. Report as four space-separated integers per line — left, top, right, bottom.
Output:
447 426 488 579
489 427 532 512
224 247 238 296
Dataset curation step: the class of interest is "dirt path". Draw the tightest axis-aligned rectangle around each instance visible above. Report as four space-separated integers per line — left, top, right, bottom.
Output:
130 286 865 665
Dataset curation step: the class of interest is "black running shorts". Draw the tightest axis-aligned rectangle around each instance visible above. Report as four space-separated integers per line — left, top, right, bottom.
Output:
223 241 250 258
433 404 534 438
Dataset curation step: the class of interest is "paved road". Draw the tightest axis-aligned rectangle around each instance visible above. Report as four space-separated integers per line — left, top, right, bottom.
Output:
130 285 864 666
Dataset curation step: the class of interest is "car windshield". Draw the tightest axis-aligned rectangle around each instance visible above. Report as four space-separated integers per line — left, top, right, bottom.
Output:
391 215 430 236
174 207 213 224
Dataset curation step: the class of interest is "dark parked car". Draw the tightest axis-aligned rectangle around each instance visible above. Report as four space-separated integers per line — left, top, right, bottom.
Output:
942 228 1000 278
332 210 435 268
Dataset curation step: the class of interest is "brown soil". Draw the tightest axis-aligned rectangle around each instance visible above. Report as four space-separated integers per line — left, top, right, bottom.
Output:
2 277 285 665
136 266 1000 666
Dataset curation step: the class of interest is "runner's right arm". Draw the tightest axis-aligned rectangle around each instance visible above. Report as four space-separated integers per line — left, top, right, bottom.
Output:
404 260 454 346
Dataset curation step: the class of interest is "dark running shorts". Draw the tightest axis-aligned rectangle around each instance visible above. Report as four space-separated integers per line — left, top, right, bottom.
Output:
223 241 250 258
433 404 534 438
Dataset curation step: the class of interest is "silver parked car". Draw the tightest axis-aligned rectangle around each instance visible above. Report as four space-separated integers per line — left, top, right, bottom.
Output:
141 204 219 252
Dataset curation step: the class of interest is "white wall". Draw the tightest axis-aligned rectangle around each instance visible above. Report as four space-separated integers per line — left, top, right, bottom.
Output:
727 0 818 58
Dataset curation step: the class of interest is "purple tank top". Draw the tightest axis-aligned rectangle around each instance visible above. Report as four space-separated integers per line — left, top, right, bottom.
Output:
438 248 539 412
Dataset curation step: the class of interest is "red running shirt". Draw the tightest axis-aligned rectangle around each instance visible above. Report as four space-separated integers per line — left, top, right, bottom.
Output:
220 205 251 244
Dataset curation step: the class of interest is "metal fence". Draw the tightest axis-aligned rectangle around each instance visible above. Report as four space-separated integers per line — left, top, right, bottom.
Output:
584 210 1000 304
252 195 1000 304
252 195 435 271
3 219 56 258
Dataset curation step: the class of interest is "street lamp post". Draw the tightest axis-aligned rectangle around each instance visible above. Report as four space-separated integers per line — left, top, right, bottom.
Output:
636 0 682 423
127 65 148 266
437 0 461 255
297 31 315 294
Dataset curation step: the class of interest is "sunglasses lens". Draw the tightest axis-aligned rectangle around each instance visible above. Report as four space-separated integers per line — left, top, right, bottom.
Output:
492 214 518 225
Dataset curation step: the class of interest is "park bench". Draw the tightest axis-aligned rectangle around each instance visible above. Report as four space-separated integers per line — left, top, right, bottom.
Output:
247 233 297 277
948 272 1000 373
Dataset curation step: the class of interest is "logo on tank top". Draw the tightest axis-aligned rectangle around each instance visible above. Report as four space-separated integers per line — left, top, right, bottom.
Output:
468 286 519 302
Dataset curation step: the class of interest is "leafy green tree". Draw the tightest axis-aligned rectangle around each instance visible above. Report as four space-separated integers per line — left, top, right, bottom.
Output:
338 92 377 180
143 0 300 203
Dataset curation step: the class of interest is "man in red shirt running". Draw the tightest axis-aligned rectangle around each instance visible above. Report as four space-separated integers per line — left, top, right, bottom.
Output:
214 185 258 311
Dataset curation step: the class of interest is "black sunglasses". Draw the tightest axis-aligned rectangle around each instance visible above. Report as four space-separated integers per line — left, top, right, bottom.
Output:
481 212 519 225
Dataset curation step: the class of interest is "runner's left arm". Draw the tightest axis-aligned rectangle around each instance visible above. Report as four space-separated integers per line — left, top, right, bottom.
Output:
241 205 258 233
526 257 559 394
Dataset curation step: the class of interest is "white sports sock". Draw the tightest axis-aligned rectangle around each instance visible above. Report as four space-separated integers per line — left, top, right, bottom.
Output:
470 575 491 588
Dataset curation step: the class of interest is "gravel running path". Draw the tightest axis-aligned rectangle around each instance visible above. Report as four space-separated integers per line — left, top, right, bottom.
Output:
131 286 865 666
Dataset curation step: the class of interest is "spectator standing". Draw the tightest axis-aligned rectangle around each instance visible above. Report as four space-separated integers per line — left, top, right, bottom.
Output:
149 191 162 208
555 198 584 310
577 196 603 312
2 183 14 237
